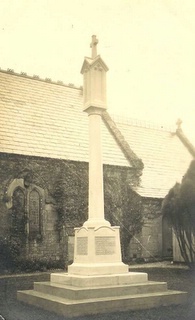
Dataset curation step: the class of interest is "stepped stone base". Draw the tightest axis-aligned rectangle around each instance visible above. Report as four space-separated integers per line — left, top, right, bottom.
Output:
17 271 187 317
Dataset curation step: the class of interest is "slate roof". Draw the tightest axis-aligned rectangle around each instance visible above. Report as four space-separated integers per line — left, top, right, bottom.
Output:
0 69 194 198
0 70 130 167
113 116 193 198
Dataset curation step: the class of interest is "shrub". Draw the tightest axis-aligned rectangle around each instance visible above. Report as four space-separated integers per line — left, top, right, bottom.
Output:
162 160 195 269
0 236 21 272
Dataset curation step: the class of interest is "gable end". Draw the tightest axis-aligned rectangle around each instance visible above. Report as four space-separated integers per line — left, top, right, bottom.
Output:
102 111 144 170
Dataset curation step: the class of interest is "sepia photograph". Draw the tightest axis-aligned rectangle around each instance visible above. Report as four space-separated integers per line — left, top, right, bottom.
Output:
0 1 195 319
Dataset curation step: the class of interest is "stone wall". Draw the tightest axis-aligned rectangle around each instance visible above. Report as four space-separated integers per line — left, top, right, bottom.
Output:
129 198 163 261
0 152 138 267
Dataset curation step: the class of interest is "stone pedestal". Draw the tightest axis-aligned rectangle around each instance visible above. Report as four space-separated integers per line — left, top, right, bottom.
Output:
68 225 128 275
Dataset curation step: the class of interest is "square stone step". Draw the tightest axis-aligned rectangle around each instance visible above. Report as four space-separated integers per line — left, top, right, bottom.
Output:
34 281 168 300
50 271 148 287
17 288 188 318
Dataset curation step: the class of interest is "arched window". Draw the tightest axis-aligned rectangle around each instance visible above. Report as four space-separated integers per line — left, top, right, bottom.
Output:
29 189 42 239
6 178 44 242
12 187 26 237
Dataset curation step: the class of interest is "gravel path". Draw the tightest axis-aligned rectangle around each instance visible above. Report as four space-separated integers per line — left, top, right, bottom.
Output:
0 263 194 320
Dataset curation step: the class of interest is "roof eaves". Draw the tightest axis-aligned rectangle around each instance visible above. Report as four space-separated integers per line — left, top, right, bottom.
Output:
133 186 166 199
102 111 144 170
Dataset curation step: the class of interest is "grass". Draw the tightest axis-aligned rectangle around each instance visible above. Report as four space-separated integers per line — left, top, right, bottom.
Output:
0 264 194 320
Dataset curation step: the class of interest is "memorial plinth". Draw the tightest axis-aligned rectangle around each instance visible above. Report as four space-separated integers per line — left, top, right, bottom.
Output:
68 225 128 275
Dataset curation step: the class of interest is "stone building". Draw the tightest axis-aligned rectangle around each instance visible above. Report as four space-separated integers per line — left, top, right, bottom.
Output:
0 68 194 267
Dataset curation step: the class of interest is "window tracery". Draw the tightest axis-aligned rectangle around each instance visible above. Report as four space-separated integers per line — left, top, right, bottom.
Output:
5 178 44 241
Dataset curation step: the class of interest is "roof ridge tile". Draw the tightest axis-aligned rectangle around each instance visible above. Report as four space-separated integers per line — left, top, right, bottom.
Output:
111 114 175 132
0 67 81 90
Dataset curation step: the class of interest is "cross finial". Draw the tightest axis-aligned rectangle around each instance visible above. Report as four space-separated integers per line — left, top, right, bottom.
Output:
90 35 98 59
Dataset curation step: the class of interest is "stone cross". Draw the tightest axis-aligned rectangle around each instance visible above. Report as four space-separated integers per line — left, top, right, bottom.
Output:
90 35 98 59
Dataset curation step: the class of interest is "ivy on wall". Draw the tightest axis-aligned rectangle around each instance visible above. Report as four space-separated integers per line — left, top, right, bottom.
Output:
0 153 143 269
104 168 144 261
52 161 88 236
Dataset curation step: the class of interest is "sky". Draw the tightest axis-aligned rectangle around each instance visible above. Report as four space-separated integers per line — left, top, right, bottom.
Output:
0 0 195 144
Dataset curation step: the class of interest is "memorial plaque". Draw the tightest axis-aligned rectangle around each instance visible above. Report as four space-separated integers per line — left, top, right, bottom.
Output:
95 236 116 255
77 236 88 255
